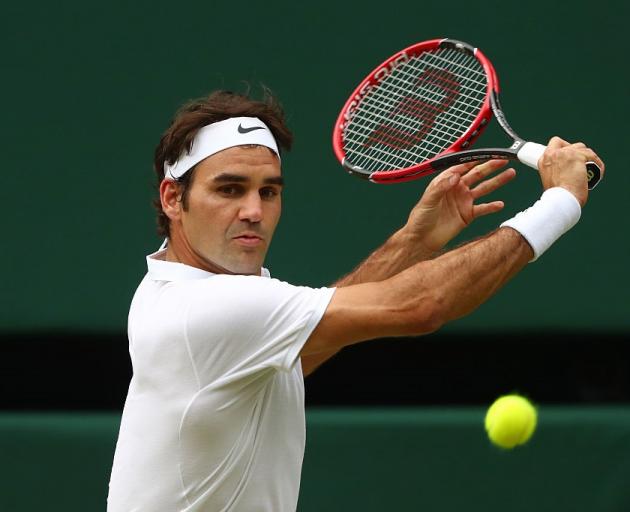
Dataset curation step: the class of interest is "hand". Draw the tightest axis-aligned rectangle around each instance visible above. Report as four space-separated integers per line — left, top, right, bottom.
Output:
538 136 605 207
405 160 516 252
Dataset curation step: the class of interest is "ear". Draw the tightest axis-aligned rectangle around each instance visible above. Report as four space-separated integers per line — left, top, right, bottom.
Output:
159 179 183 222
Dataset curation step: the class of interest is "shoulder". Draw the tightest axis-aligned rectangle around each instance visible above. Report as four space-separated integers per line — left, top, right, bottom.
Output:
184 274 323 301
182 275 334 329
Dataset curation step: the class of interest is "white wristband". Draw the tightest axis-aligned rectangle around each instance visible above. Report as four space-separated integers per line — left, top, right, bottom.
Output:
500 187 581 261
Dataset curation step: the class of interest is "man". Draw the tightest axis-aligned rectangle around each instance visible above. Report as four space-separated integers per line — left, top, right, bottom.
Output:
107 90 604 511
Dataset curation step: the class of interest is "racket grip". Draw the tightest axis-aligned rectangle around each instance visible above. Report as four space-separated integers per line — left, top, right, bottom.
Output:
517 142 602 190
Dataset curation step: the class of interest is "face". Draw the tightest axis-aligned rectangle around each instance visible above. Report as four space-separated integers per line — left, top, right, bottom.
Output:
164 145 283 274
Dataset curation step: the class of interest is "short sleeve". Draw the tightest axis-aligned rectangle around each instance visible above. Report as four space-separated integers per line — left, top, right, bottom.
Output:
180 275 335 386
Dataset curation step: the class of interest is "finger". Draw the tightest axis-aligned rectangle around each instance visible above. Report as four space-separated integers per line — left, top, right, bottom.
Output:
578 148 606 174
547 136 570 149
423 166 462 192
445 160 483 176
470 168 517 198
472 201 505 218
420 170 460 206
558 145 605 173
461 159 510 187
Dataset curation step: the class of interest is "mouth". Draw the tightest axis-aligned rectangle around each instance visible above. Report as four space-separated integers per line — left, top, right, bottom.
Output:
232 233 264 247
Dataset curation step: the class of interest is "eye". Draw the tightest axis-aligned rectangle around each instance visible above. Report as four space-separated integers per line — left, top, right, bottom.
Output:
217 184 244 196
260 187 280 200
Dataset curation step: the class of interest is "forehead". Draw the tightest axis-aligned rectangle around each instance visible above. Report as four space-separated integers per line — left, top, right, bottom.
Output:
194 145 281 181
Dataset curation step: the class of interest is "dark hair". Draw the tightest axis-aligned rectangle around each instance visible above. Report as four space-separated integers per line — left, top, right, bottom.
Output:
153 88 293 237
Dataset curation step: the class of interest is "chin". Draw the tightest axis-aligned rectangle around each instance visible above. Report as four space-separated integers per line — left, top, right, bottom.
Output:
233 261 263 276
223 255 264 276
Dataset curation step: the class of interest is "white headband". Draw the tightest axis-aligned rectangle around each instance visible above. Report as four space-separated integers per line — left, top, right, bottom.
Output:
164 116 280 180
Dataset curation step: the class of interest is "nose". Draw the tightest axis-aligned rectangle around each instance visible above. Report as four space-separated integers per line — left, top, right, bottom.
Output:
238 192 263 223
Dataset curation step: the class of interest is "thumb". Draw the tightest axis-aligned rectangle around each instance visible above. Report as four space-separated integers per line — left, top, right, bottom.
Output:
422 172 459 206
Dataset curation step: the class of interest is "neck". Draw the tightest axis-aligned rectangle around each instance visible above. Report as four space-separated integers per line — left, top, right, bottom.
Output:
165 245 239 275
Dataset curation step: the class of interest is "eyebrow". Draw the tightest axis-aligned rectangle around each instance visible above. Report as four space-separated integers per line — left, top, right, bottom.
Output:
213 173 284 186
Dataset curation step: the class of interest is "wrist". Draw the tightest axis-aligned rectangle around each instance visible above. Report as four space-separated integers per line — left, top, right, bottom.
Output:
398 224 441 258
500 187 581 261
542 180 586 207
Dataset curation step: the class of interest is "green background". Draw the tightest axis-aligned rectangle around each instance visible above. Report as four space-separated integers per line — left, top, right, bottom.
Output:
2 0 628 333
1 408 629 511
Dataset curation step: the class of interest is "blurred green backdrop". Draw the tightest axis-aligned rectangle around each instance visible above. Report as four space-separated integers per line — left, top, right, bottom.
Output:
2 0 628 333
2 408 629 511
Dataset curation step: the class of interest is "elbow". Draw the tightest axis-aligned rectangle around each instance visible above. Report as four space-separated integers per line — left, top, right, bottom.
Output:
402 294 446 336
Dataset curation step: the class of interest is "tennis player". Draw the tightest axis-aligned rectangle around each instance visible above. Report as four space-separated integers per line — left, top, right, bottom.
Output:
107 89 604 511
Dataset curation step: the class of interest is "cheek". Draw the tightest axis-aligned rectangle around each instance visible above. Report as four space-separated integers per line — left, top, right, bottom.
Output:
197 197 241 237
183 194 221 233
263 200 281 226
274 199 283 220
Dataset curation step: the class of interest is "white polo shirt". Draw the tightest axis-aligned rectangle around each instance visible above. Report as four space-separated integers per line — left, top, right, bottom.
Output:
107 249 335 512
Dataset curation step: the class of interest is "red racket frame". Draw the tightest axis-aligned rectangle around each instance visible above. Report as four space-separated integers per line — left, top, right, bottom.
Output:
332 39 498 183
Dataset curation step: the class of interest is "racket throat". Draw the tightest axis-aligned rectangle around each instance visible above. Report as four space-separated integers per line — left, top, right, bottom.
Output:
490 91 523 143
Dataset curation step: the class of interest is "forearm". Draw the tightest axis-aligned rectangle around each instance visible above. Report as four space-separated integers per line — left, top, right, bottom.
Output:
304 227 533 355
393 227 532 330
317 228 434 371
304 230 429 374
334 227 437 287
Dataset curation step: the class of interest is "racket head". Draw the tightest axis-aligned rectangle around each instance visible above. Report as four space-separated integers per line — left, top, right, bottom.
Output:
332 39 498 183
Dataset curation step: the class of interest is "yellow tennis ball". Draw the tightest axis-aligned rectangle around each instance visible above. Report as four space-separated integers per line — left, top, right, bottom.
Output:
484 394 537 449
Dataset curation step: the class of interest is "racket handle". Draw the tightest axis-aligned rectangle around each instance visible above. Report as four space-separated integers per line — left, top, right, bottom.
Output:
517 142 602 190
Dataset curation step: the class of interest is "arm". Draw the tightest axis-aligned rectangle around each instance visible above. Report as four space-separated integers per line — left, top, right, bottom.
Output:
301 159 515 375
303 227 531 356
301 228 440 375
302 137 604 357
335 159 516 286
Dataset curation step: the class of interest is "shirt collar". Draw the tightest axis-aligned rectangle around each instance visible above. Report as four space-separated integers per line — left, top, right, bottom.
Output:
146 248 271 282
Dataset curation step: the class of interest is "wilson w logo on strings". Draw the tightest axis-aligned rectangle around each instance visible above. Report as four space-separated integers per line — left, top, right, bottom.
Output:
365 68 461 150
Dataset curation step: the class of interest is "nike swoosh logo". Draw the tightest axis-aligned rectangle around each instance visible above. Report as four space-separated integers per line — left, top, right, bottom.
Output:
238 124 265 134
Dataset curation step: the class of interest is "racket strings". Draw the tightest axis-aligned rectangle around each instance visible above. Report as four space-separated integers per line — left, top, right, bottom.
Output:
365 68 461 149
343 48 487 172
348 50 484 169
351 49 484 159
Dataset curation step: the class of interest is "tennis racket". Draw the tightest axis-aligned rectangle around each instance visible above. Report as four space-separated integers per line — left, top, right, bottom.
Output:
332 38 601 189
